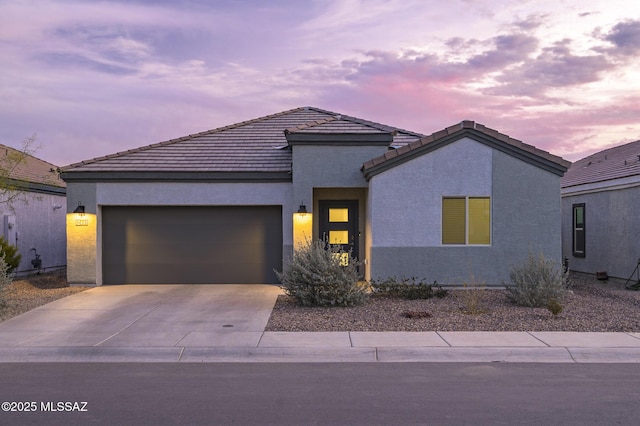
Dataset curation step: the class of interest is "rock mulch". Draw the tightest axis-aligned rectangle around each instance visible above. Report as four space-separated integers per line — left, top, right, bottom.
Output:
0 270 87 323
3 271 639 332
266 276 640 332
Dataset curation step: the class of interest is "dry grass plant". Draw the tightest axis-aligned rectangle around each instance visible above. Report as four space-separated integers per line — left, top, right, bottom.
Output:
459 276 488 315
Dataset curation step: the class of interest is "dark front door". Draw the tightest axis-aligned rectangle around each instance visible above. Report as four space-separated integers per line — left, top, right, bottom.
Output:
318 200 359 261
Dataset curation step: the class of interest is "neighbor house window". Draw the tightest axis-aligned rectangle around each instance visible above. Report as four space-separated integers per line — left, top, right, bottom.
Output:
572 203 585 257
442 197 491 245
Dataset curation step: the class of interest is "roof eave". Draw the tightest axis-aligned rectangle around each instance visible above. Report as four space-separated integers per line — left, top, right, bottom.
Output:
363 128 570 180
60 170 292 183
285 132 394 146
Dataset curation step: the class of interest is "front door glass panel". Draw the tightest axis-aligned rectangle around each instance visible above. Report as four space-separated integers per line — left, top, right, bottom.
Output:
329 208 349 222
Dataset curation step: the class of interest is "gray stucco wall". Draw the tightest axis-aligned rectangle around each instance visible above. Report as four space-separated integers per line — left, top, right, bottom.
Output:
0 191 66 274
292 145 387 214
368 138 562 285
562 185 640 280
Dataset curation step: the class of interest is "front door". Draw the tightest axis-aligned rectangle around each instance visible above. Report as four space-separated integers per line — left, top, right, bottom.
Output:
318 200 359 261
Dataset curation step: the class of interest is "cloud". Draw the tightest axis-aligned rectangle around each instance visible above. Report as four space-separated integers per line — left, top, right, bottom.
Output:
37 52 137 75
600 19 640 56
467 34 538 70
486 39 612 97
512 13 548 31
2 0 640 167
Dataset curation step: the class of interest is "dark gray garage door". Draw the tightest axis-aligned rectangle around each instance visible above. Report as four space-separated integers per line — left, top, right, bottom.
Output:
102 206 282 284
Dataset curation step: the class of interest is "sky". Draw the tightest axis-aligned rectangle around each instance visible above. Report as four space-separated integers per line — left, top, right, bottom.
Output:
1 0 640 167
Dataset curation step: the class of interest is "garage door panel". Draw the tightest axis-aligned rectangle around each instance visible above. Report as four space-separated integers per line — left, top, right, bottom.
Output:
102 206 282 284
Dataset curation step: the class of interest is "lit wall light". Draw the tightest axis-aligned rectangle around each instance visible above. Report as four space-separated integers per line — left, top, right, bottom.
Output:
73 203 88 226
73 203 85 215
293 202 312 250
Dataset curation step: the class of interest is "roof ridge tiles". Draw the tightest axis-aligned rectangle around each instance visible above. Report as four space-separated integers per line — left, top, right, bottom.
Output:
284 116 338 134
300 106 424 137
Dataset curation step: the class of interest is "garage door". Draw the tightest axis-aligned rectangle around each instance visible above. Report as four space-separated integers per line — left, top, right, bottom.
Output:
102 206 282 284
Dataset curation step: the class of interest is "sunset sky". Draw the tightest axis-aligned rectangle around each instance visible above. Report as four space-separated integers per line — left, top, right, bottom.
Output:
1 0 640 166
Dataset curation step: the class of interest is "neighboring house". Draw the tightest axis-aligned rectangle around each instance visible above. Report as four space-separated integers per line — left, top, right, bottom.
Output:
60 107 569 286
561 139 640 280
0 143 67 274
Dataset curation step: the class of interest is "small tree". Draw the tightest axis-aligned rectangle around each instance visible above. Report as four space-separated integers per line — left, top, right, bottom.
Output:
0 134 42 208
276 239 367 307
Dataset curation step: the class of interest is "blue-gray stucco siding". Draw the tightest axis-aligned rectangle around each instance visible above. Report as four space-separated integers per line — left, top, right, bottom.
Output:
562 185 640 280
369 138 562 285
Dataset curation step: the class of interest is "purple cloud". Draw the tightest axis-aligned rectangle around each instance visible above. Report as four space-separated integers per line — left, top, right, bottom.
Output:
485 39 612 97
601 19 640 56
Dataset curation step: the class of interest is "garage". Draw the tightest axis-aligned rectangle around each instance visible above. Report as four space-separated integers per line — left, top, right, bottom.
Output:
102 206 282 284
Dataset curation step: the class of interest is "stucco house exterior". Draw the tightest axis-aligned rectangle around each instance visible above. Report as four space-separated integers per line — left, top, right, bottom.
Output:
0 143 67 274
561 139 640 281
60 107 569 286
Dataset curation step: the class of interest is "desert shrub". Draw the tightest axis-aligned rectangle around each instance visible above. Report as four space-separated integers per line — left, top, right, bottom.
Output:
506 252 568 307
370 277 448 300
547 298 563 317
275 239 367 307
0 237 21 274
459 278 487 315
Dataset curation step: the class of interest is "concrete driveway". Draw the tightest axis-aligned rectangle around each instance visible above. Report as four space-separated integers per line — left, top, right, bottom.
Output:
0 284 282 349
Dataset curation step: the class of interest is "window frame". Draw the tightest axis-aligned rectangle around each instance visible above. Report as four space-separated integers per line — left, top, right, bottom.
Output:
442 196 491 246
572 203 585 258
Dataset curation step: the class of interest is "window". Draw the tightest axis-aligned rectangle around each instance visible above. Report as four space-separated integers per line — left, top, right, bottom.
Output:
572 203 585 257
442 197 491 245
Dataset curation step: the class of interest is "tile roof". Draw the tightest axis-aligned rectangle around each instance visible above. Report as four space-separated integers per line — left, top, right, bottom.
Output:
61 107 423 175
362 120 571 178
561 139 640 188
285 114 397 135
0 144 64 189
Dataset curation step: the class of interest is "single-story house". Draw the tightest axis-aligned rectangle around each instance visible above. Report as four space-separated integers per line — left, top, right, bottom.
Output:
0 143 67 274
60 107 569 286
561 139 640 281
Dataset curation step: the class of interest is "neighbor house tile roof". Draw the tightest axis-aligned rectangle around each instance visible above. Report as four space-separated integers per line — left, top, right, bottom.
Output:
0 144 65 188
561 139 640 188
60 107 423 174
362 120 571 178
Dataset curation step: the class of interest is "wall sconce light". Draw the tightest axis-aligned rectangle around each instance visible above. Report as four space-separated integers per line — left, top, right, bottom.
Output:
297 203 307 215
73 203 85 216
73 203 88 226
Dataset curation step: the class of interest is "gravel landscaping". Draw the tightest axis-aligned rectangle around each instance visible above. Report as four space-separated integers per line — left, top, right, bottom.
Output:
0 270 87 323
2 271 639 332
266 275 640 332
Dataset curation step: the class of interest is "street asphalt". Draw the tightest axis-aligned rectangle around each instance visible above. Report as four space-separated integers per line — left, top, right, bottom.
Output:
0 284 639 363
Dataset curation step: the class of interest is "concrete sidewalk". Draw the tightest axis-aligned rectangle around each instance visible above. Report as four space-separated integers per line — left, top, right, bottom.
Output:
0 331 639 363
0 285 639 363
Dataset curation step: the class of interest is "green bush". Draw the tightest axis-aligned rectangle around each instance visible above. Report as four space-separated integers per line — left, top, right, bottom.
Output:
0 237 20 274
506 252 568 307
275 239 367 307
370 277 448 300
